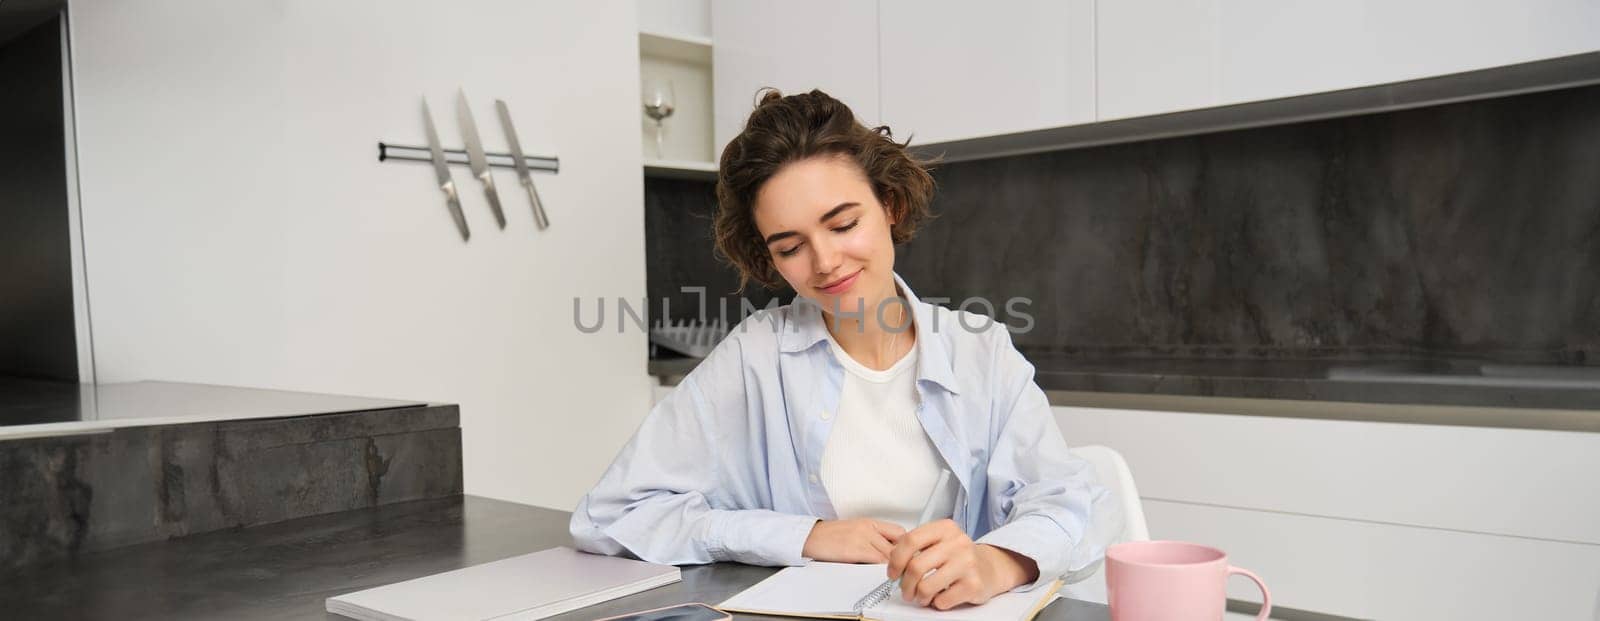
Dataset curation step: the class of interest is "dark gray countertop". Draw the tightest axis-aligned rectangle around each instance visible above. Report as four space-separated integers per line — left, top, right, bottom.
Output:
0 379 427 434
0 495 1109 620
1021 354 1600 411
649 354 1600 432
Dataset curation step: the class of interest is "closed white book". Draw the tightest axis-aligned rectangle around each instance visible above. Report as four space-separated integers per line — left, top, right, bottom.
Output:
326 547 680 621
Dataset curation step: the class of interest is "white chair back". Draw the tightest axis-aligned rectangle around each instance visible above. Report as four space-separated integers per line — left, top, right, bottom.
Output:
1073 444 1149 540
1059 444 1149 604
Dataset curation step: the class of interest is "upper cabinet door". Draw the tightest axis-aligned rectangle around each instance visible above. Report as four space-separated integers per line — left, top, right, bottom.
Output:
1216 0 1600 107
878 0 1095 145
711 0 880 160
1096 0 1221 121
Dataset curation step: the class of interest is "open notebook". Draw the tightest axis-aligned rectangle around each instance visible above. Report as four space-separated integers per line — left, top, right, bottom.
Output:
718 562 1060 621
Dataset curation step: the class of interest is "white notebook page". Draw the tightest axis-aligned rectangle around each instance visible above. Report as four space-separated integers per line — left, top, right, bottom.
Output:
718 562 889 616
865 584 1056 621
719 562 1057 621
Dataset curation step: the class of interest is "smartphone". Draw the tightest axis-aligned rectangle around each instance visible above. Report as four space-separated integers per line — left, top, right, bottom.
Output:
594 602 731 621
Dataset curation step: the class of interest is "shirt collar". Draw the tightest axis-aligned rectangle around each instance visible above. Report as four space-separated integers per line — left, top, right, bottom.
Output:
778 272 962 396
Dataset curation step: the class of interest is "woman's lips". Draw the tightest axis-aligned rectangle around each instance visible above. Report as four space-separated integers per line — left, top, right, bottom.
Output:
819 270 861 295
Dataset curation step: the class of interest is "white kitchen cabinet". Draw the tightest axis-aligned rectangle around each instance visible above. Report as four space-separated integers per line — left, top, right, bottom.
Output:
1211 0 1376 106
1100 0 1600 121
1146 499 1600 620
711 0 880 159
878 0 1095 145
713 1 1599 154
1055 404 1600 619
1095 0 1222 121
1216 0 1600 107
1056 405 1600 544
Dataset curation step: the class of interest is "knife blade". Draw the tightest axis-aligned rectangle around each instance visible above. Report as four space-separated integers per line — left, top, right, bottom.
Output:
456 89 506 229
422 97 470 241
494 99 550 230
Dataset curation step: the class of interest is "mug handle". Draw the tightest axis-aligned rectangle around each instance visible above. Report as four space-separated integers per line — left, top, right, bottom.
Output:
1227 565 1272 620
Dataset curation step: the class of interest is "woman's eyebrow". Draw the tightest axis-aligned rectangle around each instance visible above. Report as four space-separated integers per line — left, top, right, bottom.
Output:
763 202 860 244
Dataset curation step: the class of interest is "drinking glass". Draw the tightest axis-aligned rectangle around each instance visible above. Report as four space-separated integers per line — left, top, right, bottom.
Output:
642 78 676 159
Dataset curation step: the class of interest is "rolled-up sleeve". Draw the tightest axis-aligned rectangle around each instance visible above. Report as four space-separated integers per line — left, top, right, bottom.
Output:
975 328 1120 592
569 333 819 566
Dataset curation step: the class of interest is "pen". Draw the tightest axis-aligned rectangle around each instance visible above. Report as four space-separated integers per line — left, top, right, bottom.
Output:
853 468 953 611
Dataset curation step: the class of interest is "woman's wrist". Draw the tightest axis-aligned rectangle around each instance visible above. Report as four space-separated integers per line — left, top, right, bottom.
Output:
975 543 1040 594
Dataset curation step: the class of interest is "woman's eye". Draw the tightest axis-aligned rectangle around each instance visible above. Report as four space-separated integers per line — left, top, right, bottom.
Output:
832 219 860 233
777 244 802 257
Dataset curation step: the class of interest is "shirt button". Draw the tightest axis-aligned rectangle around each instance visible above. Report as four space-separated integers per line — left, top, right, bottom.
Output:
819 409 832 420
808 474 819 484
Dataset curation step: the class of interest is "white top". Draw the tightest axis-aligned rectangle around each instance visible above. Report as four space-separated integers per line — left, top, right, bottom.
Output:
818 331 956 531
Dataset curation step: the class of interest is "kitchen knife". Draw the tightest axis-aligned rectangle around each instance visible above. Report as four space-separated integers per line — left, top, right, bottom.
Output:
422 97 470 241
456 89 507 229
494 99 551 230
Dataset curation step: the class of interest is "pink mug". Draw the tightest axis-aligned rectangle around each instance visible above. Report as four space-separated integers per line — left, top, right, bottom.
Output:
1105 541 1271 621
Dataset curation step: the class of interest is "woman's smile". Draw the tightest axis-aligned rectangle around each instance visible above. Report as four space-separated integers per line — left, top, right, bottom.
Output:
819 269 862 295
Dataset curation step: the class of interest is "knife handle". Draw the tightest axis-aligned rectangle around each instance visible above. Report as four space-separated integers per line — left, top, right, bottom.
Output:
523 178 550 230
480 174 507 229
442 182 470 242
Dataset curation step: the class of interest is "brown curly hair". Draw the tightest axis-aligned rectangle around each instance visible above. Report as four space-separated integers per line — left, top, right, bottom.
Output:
714 88 936 292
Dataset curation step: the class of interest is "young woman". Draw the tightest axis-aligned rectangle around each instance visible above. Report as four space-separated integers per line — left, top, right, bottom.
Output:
572 89 1115 610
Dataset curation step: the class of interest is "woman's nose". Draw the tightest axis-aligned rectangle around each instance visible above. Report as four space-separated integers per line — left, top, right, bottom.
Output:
811 236 842 275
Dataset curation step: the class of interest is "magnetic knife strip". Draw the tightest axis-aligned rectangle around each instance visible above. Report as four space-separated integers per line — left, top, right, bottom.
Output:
378 142 559 173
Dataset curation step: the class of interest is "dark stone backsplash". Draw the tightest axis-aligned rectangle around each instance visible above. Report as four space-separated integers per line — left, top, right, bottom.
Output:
645 83 1600 366
644 177 783 326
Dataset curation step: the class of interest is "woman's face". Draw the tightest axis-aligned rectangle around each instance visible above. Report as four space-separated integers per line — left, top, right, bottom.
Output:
753 155 898 320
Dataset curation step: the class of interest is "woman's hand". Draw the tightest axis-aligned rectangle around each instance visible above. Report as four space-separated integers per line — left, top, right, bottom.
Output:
802 518 908 563
886 519 1040 610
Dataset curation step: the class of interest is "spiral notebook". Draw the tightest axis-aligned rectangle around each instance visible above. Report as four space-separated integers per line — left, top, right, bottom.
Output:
718 562 1060 621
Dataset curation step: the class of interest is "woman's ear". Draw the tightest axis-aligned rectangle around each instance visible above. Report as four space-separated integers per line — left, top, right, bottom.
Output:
883 191 899 225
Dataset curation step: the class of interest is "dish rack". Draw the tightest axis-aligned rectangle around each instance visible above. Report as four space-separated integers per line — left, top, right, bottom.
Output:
649 318 730 358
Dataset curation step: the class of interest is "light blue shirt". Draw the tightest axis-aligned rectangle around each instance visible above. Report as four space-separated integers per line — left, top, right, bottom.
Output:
571 273 1116 591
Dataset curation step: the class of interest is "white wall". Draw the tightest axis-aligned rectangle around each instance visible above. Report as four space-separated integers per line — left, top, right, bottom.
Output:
637 0 711 40
68 0 651 510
